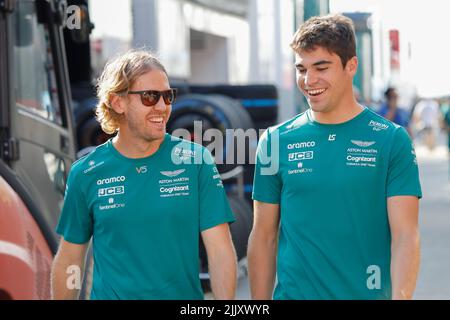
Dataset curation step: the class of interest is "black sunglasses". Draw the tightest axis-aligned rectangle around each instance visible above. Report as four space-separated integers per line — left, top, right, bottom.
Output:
127 89 177 106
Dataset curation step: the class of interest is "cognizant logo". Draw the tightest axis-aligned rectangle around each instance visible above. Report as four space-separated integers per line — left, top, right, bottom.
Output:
346 155 376 163
160 185 189 194
96 176 126 185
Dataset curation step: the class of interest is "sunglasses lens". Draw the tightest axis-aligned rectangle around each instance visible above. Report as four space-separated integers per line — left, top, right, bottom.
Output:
141 92 159 106
163 90 176 104
135 89 176 106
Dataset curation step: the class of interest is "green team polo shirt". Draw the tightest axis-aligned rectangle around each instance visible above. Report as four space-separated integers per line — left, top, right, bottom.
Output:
56 134 235 300
252 107 422 300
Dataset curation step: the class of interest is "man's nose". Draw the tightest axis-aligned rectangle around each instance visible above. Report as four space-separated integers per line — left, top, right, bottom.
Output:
304 70 318 86
153 95 167 111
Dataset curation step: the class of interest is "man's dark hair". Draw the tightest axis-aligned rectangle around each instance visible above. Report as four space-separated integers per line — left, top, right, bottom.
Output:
384 87 397 100
290 14 356 68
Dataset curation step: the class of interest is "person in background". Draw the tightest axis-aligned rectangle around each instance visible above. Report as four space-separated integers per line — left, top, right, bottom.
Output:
378 87 412 136
413 98 441 151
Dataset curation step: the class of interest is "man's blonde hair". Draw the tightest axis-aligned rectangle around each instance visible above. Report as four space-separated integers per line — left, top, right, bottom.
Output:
95 50 167 134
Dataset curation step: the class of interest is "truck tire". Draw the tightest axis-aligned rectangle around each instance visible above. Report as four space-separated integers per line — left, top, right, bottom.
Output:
189 84 278 126
79 241 94 300
73 97 112 150
198 194 253 292
77 115 111 149
168 94 255 174
228 194 253 261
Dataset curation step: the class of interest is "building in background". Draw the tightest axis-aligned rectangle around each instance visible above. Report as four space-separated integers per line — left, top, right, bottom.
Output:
87 0 443 121
88 0 335 122
331 0 419 110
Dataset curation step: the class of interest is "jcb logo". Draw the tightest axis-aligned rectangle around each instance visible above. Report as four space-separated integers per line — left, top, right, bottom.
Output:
98 186 124 197
288 151 313 162
136 166 148 174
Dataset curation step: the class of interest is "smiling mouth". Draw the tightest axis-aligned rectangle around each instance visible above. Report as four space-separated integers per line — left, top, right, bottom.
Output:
306 88 326 97
148 116 164 124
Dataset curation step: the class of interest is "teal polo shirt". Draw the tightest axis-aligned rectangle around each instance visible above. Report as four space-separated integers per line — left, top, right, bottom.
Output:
56 134 235 299
253 107 422 299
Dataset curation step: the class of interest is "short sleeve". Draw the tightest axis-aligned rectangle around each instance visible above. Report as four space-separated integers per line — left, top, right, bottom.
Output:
252 128 282 204
387 127 422 198
55 166 93 244
198 148 235 232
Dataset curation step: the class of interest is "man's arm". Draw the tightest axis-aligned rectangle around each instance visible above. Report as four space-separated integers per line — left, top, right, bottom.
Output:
388 195 420 300
201 223 237 299
51 238 90 300
247 201 280 300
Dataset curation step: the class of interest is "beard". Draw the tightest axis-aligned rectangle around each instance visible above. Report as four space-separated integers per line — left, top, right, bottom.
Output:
124 111 167 142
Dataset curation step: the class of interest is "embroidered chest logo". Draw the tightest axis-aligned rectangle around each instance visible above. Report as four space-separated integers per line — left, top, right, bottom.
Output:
346 140 378 167
159 169 190 198
160 169 186 177
351 140 376 147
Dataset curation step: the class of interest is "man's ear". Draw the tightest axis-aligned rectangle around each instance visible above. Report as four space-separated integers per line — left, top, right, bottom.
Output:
346 56 358 76
110 93 125 115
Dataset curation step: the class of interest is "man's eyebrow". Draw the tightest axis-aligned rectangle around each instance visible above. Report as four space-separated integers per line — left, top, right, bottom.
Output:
295 60 332 68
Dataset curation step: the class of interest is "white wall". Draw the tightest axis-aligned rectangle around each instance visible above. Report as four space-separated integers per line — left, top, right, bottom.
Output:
182 1 249 83
190 30 229 84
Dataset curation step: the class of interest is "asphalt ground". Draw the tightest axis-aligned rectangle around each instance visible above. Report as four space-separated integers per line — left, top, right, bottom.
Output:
414 143 450 299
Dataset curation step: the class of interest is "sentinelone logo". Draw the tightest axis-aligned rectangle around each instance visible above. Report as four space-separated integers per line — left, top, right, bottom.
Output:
97 176 126 185
99 199 125 211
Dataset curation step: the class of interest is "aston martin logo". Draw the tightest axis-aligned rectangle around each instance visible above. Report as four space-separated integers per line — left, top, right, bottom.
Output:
351 140 376 147
160 169 186 177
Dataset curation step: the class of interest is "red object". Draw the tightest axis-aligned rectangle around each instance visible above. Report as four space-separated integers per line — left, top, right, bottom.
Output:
389 30 400 70
0 177 53 299
92 39 103 54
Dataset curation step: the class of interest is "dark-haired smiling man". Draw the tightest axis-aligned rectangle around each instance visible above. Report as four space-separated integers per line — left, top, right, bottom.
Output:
248 14 422 300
